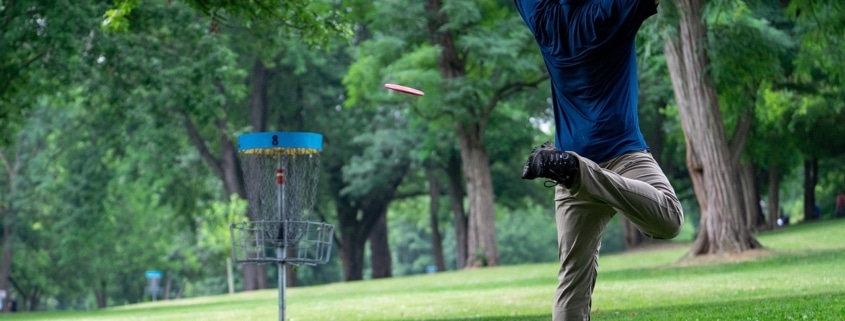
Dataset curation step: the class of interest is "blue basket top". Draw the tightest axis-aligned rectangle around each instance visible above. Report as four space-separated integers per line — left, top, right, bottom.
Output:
238 132 323 152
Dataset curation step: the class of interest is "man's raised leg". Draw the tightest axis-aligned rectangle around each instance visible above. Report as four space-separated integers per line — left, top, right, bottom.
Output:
568 151 683 239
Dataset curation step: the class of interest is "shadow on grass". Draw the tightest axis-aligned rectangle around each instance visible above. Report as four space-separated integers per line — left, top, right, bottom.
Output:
592 290 845 321
599 248 845 282
406 290 845 321
399 314 550 321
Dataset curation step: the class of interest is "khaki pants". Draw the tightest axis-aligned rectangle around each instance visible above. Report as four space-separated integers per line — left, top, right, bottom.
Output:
552 151 684 321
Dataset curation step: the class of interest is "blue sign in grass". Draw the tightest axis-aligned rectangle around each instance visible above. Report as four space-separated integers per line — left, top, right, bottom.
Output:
145 270 162 279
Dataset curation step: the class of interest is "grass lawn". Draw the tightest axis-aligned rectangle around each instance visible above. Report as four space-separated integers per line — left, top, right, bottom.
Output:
8 220 845 321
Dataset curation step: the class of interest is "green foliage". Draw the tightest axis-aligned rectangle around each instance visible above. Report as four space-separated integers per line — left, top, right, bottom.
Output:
0 0 262 308
387 195 453 274
495 205 557 265
102 0 140 32
343 0 551 225
345 0 547 123
340 110 418 198
707 0 792 114
104 0 353 44
343 40 440 110
388 219 439 276
0 1 107 144
743 0 845 167
196 194 246 268
787 0 845 87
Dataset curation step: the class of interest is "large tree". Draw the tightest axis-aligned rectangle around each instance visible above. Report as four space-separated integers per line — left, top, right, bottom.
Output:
663 0 763 255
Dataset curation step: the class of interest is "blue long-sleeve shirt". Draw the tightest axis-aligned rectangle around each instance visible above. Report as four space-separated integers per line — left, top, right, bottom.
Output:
515 0 657 163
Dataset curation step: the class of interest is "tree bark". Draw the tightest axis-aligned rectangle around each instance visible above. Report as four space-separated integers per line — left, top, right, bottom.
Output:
0 224 12 303
0 148 18 304
368 213 392 279
425 0 499 268
334 157 408 280
337 200 366 281
250 59 269 133
223 126 265 290
164 272 172 300
646 101 669 168
664 0 762 256
622 218 649 249
286 248 297 287
767 164 781 229
803 157 819 221
95 281 107 309
446 152 468 269
739 162 764 231
29 288 39 311
246 65 273 289
426 167 446 272
457 124 499 267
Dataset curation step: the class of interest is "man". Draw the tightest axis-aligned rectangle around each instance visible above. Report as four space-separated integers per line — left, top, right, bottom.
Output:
514 0 684 320
836 191 845 218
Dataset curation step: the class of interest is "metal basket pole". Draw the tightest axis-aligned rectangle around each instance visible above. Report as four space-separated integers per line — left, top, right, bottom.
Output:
276 155 287 321
233 132 333 321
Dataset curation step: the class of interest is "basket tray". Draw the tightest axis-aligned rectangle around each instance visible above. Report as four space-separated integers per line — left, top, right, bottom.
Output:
230 220 334 265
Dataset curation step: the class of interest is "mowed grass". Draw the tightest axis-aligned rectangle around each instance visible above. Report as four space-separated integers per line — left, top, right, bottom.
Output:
10 220 845 321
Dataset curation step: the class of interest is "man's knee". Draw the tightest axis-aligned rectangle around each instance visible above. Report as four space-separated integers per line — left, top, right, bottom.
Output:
646 225 681 240
645 212 683 239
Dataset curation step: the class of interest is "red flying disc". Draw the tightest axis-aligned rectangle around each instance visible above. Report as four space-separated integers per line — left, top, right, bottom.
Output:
384 83 424 96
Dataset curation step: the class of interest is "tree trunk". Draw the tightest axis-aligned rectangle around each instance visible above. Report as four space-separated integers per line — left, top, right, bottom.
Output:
0 150 17 301
250 59 269 133
803 157 819 221
446 152 468 269
457 123 499 267
0 224 12 301
218 121 267 289
95 281 107 309
330 156 408 281
335 159 406 281
26 287 39 312
622 218 649 249
187 64 273 291
368 213 392 279
164 272 171 300
425 0 498 268
739 162 765 231
286 248 297 287
242 71 270 289
337 201 366 281
664 0 761 256
648 102 669 168
285 265 297 288
426 167 446 272
767 164 781 229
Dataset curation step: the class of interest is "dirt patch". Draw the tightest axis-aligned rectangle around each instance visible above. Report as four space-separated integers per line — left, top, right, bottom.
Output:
673 248 774 267
623 241 690 253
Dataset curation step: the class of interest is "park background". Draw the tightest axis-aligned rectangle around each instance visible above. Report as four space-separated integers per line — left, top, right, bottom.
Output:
1 0 845 319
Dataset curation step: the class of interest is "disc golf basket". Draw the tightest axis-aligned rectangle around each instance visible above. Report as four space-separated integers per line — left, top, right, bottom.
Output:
230 132 334 321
